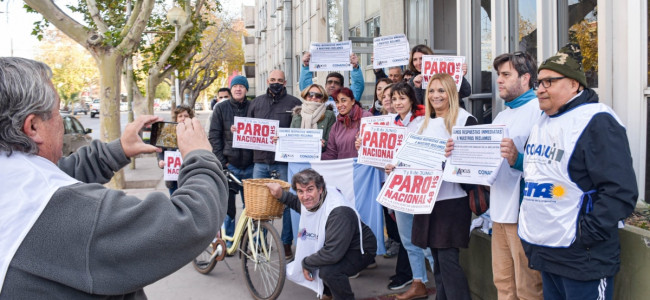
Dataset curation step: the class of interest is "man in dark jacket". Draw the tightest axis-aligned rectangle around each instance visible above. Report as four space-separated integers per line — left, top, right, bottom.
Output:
508 44 638 300
266 169 376 300
246 69 302 259
209 76 254 243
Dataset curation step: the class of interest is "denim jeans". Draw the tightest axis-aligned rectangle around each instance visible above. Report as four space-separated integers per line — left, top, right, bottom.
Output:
252 163 292 245
394 211 434 282
223 164 254 241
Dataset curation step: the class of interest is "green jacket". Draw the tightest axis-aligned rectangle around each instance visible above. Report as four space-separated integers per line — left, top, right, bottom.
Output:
290 105 336 151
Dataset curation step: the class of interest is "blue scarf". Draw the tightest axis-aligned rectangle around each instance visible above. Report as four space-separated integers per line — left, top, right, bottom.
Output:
504 88 536 109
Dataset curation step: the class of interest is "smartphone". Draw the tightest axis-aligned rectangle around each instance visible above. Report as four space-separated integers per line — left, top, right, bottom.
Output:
149 121 178 150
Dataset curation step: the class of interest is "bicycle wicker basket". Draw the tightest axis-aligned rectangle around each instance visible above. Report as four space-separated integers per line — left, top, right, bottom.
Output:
243 178 290 219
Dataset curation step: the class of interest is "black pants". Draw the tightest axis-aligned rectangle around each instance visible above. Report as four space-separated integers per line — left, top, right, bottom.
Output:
384 207 412 280
320 250 375 300
432 247 471 300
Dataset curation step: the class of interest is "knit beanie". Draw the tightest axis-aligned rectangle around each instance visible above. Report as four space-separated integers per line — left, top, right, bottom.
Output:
230 75 249 90
538 43 588 87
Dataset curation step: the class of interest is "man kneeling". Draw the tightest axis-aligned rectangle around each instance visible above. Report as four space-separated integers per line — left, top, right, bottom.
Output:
267 169 376 300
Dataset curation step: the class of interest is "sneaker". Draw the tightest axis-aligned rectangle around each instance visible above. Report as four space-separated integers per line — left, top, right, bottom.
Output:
283 244 294 260
366 262 378 269
349 272 361 279
384 241 400 258
387 277 413 290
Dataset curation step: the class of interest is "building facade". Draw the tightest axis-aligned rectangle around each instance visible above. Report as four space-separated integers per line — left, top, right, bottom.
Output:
243 0 649 205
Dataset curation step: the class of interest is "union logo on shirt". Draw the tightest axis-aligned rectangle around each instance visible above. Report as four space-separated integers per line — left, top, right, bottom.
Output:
298 228 318 240
524 182 566 199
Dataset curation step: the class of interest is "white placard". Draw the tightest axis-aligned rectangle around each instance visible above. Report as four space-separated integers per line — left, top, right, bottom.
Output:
373 34 410 69
357 125 408 168
163 150 182 181
232 117 279 152
360 115 395 136
275 128 323 162
309 41 353 72
377 168 444 214
393 133 447 170
442 125 507 185
421 55 465 90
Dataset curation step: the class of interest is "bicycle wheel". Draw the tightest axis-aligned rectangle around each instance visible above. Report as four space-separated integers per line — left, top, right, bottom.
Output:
240 220 286 300
192 239 225 274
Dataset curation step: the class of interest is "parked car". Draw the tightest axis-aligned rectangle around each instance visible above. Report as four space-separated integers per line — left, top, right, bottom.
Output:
62 114 92 155
90 99 100 118
194 102 204 111
73 102 88 115
160 103 171 111
120 101 128 112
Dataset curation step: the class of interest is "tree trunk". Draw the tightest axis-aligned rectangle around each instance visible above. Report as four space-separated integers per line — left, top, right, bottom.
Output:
97 51 126 189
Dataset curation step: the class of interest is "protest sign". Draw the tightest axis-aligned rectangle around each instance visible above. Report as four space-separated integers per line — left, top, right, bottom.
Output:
163 150 182 181
442 125 507 185
275 128 323 162
373 34 410 69
421 55 465 90
232 117 279 152
360 115 395 137
393 133 447 170
309 41 352 72
357 125 407 168
377 168 444 214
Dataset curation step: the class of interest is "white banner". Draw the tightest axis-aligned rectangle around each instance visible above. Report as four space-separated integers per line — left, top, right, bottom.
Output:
442 125 507 185
357 125 407 168
232 117 279 152
309 41 353 72
421 55 465 90
377 168 444 214
393 133 447 170
275 128 323 162
373 34 410 69
163 150 182 181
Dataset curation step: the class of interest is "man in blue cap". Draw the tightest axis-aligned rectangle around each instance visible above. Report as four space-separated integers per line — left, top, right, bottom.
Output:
209 75 254 245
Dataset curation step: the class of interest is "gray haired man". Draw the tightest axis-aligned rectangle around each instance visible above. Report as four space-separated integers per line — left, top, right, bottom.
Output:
0 57 227 298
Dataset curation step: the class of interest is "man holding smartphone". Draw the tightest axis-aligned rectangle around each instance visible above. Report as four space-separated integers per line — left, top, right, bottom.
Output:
0 57 228 298
209 76 254 246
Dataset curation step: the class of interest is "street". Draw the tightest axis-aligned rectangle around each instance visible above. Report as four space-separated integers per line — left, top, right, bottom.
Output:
72 109 213 140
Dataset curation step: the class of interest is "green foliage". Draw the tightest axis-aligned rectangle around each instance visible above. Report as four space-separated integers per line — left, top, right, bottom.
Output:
155 82 171 100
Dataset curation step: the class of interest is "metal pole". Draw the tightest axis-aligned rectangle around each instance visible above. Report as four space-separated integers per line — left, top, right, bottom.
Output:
174 25 181 105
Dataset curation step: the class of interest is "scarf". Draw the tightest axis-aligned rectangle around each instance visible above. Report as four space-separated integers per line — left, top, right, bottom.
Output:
300 101 327 129
504 88 536 109
394 104 425 127
337 104 363 128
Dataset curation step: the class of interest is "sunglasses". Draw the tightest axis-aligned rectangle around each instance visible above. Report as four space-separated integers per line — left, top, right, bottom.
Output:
307 92 324 99
326 80 342 85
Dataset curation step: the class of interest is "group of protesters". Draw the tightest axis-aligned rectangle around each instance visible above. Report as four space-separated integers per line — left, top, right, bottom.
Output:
208 42 637 300
0 38 637 299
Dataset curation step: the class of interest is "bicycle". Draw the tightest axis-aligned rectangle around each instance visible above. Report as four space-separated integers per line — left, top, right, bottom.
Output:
193 170 287 300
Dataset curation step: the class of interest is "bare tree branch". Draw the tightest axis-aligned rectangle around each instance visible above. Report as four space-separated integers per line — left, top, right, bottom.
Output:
24 0 91 46
119 0 144 37
117 0 155 54
86 0 109 34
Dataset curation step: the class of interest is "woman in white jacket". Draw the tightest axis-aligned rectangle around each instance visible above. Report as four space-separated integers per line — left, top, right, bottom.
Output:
412 73 476 300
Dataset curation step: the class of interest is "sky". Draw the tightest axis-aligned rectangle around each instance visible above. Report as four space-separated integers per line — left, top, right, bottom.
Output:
0 0 253 59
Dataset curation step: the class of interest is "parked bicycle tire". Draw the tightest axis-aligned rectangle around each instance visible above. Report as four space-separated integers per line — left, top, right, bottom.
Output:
192 239 226 274
240 220 286 300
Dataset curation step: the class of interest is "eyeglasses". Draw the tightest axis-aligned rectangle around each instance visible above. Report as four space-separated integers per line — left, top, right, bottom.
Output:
534 77 566 89
326 80 341 86
307 92 324 99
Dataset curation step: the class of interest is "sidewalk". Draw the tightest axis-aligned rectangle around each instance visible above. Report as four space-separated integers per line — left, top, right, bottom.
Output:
122 156 438 299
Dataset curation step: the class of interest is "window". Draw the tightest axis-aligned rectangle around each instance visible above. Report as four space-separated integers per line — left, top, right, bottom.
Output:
406 0 430 46
365 17 380 65
470 0 493 124
510 0 537 61
327 0 343 42
559 0 598 87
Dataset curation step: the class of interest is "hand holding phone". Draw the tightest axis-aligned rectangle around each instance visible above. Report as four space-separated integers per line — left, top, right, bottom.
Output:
149 121 179 150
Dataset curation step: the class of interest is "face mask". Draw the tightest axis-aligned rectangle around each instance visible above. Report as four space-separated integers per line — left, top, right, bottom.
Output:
269 83 285 95
374 100 383 111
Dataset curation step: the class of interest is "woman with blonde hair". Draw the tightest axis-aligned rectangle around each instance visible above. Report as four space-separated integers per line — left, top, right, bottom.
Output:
290 83 336 151
412 73 476 300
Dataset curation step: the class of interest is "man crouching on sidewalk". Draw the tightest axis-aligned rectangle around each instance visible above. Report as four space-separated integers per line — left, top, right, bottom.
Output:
266 169 376 300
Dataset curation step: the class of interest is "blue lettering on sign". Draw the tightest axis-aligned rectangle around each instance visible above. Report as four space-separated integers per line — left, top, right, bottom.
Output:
525 143 565 163
523 182 554 198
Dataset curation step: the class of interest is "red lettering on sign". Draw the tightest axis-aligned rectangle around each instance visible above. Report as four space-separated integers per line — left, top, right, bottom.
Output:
362 131 371 146
388 174 403 189
440 62 447 74
237 123 245 133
